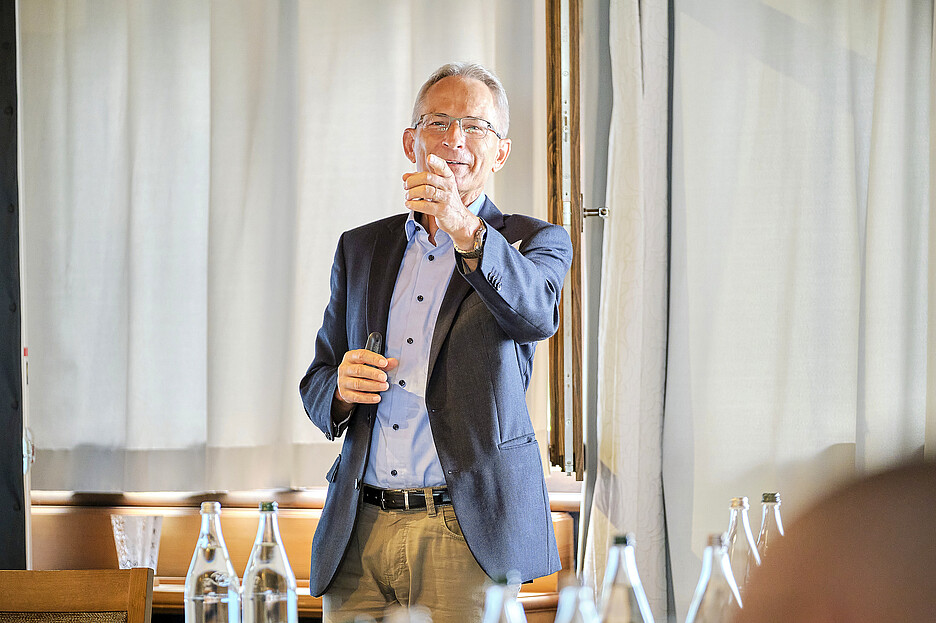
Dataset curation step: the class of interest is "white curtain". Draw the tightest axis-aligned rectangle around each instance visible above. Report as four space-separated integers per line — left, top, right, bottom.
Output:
19 0 548 492
664 0 931 618
582 0 669 618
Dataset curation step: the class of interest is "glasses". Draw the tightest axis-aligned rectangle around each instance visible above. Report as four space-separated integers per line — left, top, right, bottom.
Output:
415 113 504 140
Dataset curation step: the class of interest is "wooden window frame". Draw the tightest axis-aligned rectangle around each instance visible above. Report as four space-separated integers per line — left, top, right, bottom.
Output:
546 0 584 479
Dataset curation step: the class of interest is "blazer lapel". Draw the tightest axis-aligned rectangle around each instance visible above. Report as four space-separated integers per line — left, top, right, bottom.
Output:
365 216 408 341
426 198 504 377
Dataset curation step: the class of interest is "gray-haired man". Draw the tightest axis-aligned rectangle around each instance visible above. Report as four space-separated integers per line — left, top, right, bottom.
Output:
300 62 571 622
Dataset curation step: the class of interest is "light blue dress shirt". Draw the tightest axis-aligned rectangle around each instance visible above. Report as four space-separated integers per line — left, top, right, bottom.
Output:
363 193 486 489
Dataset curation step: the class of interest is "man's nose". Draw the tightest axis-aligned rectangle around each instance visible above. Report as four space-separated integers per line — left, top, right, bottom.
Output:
442 120 466 147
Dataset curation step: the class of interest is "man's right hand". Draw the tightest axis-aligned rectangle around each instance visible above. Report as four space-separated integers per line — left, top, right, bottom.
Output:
333 349 399 416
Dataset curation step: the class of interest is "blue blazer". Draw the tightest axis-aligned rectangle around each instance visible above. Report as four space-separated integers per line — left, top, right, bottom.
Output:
299 198 573 597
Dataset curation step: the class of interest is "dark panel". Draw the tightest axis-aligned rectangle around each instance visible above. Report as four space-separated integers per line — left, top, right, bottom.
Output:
0 0 24 569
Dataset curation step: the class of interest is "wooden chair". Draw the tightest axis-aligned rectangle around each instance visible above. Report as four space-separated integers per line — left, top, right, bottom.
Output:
0 568 154 623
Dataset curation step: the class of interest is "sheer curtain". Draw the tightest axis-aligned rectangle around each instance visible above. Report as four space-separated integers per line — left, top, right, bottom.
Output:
582 0 669 617
664 0 932 617
19 0 548 492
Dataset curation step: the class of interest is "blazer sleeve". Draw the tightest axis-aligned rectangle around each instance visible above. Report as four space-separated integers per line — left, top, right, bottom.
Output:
299 233 351 441
457 217 573 344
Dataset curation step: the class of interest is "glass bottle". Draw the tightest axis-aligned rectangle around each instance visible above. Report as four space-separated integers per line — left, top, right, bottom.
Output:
242 502 298 623
755 492 784 562
554 583 599 623
184 501 241 623
725 497 760 594
599 534 654 622
481 574 527 623
684 533 742 623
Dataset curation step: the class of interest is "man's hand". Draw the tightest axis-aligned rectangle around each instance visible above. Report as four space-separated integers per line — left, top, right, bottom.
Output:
403 154 482 251
333 349 399 417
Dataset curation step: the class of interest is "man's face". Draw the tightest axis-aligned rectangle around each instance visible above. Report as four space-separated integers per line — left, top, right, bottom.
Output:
403 76 511 206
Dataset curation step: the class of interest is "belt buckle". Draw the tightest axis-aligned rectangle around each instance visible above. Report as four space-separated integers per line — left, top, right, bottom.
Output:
404 490 410 510
379 489 388 511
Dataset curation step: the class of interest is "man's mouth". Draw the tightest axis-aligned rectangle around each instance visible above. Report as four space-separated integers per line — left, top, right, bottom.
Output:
445 159 468 169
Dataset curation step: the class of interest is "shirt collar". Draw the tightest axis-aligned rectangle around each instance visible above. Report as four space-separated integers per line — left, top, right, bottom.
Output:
405 193 486 241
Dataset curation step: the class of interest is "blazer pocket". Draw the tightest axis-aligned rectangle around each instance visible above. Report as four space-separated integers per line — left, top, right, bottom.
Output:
325 455 341 483
498 434 536 450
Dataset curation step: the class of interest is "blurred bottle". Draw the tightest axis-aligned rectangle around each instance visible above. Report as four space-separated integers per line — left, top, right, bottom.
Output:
242 502 297 623
599 534 654 623
755 492 784 562
481 573 527 623
684 533 741 623
184 501 241 623
382 604 433 623
725 497 760 594
554 582 599 623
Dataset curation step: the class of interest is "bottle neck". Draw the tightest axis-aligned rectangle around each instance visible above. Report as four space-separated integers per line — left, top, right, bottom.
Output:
727 507 740 537
710 544 743 605
760 502 784 535
199 512 224 544
255 510 282 544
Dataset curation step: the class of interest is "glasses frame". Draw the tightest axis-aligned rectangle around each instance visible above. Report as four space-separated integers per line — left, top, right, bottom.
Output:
415 112 505 140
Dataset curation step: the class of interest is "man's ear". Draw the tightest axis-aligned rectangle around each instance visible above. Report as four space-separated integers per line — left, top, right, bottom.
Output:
402 128 417 164
492 138 511 172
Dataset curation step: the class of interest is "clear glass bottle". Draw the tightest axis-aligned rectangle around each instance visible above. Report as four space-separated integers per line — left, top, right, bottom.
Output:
481 574 527 623
725 497 760 594
184 501 241 623
554 584 600 623
242 502 298 623
684 533 742 623
755 492 784 562
599 534 654 622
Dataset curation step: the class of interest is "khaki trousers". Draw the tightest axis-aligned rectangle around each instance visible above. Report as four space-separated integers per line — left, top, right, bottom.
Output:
323 500 490 623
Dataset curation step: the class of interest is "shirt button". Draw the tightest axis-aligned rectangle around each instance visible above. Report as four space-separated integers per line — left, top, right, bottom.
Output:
417 295 424 302
393 424 399 430
428 255 435 261
391 469 398 476
407 337 414 344
399 379 406 388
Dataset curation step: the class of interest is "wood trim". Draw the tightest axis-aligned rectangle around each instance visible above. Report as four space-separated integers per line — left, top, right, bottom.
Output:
546 0 585 479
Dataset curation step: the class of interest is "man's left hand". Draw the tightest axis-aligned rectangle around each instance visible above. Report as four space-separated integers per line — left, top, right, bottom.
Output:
403 154 482 251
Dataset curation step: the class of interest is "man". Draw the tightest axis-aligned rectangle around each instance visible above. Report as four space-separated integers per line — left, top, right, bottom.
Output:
736 460 936 623
299 62 572 622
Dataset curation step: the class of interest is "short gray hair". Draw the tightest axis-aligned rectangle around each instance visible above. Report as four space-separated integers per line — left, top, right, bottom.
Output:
411 62 510 138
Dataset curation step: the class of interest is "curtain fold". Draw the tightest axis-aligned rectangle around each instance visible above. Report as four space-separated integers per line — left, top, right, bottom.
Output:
664 0 932 617
582 0 669 618
21 0 547 492
927 0 936 462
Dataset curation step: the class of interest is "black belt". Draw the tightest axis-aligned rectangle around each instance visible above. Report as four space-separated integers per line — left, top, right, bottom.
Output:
362 485 452 510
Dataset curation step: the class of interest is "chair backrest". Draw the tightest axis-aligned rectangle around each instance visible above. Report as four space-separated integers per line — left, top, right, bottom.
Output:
0 568 153 623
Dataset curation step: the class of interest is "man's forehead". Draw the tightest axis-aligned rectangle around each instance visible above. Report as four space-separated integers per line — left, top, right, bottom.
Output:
420 76 496 116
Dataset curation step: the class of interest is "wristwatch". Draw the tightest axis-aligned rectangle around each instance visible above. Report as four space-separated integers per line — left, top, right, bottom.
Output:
454 220 486 259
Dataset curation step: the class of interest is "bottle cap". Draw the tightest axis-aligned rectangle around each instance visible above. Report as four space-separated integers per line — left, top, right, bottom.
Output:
762 492 781 504
200 501 221 514
259 501 278 512
730 496 749 509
